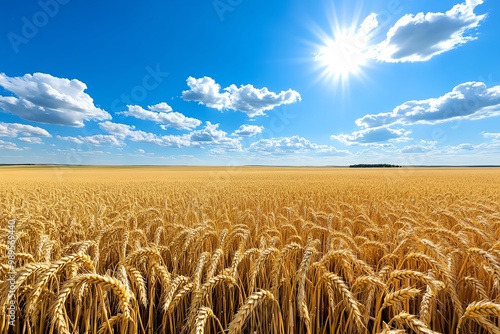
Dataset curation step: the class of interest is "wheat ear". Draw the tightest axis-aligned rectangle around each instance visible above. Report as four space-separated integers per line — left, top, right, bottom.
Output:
126 266 148 307
457 301 500 334
191 306 224 334
389 312 440 334
419 286 436 326
51 273 131 334
228 290 277 334
322 272 367 333
297 247 314 334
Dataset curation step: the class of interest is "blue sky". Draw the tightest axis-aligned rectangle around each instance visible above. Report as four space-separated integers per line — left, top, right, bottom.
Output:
1 0 500 165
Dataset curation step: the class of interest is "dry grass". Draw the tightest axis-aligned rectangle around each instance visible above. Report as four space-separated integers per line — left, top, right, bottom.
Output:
0 166 499 333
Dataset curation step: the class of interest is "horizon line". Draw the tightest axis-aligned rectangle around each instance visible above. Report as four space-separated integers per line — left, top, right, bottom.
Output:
1 163 500 168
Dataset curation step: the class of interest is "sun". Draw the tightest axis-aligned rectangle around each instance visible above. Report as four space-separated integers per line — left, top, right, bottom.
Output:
311 10 378 89
315 32 367 78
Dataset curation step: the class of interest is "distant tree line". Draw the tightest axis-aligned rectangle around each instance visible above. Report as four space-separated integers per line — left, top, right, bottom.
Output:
349 164 402 168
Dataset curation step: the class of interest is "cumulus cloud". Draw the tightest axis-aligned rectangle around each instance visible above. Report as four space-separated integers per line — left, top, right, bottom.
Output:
441 142 492 154
451 143 476 151
182 76 301 117
57 134 124 146
18 137 43 144
0 122 51 138
483 132 500 140
56 148 107 156
182 77 230 110
99 121 241 151
0 72 111 127
372 0 486 62
249 135 348 155
232 125 264 137
99 121 190 148
360 13 379 36
189 122 242 151
355 82 500 129
331 127 412 146
119 102 201 130
399 143 436 154
0 139 22 150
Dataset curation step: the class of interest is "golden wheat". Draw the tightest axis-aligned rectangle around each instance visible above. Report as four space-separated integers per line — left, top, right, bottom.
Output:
1 167 499 333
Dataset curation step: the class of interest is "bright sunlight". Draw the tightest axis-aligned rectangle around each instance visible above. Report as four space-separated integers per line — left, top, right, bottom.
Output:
313 13 378 87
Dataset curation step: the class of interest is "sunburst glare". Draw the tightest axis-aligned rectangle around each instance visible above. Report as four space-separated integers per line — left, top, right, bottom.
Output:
311 9 378 90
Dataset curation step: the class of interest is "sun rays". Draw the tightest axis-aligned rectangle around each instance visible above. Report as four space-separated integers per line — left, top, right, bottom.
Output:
310 5 379 91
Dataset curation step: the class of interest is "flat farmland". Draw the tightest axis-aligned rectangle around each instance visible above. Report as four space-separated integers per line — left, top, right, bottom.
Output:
1 167 499 333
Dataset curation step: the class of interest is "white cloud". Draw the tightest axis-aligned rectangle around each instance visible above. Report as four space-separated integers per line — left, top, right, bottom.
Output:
372 0 486 62
99 121 190 148
56 148 107 155
182 77 230 110
57 134 124 146
483 132 500 141
0 72 111 127
99 121 243 152
99 122 136 140
399 143 436 154
249 135 348 155
232 124 264 137
0 139 22 151
441 142 498 154
331 127 412 146
451 143 476 151
189 122 242 151
154 134 191 148
119 102 201 130
0 122 51 138
360 13 379 36
355 82 500 129
18 137 43 144
56 136 83 144
182 76 301 117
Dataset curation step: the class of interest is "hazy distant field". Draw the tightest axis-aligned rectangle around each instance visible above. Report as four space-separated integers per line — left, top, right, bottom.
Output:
1 167 499 333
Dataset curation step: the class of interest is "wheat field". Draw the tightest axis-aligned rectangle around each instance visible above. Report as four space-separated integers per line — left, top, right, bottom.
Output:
1 166 499 334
